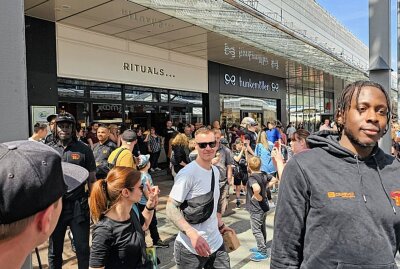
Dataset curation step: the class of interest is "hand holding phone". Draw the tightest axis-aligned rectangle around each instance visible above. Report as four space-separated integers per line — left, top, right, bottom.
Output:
274 141 280 148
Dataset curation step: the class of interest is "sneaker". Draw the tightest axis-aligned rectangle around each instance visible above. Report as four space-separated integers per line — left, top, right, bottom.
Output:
236 200 241 208
150 168 155 172
153 239 169 248
250 252 268 262
249 247 259 253
269 201 276 209
68 230 76 253
155 167 162 171
240 190 246 196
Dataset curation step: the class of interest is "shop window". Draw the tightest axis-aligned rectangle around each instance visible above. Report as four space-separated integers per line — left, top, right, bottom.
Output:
92 103 122 123
125 86 168 103
170 90 202 105
89 82 122 100
220 94 277 129
58 84 85 98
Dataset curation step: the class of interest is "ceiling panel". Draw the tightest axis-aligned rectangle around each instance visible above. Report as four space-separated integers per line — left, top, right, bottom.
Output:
137 26 206 44
60 0 147 29
25 0 48 10
155 33 207 47
114 30 149 40
174 43 207 53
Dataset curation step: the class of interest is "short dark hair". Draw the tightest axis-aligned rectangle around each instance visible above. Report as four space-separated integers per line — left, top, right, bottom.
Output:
33 122 47 133
97 124 108 130
335 81 391 136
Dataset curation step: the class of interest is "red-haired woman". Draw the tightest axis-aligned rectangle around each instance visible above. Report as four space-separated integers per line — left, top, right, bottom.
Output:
89 167 159 269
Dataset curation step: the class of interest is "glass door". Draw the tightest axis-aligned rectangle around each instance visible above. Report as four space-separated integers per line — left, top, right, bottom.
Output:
241 111 263 126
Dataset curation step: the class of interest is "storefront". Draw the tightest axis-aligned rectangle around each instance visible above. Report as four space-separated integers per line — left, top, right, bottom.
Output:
207 62 286 129
55 24 208 133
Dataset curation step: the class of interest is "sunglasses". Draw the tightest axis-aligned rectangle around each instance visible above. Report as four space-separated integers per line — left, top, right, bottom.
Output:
128 184 144 191
197 141 217 149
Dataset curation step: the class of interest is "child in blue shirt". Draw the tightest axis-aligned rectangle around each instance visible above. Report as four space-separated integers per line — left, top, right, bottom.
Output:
137 154 169 248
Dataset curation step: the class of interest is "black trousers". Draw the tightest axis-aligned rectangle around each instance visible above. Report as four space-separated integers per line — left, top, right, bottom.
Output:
48 196 90 269
150 151 161 169
137 203 160 244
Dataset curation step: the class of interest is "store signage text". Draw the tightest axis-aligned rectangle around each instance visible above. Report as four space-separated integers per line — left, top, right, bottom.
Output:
121 9 174 29
96 104 122 113
224 73 279 92
123 62 176 78
224 43 279 70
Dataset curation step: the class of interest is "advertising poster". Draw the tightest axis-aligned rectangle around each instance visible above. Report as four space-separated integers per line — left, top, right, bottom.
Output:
31 106 56 131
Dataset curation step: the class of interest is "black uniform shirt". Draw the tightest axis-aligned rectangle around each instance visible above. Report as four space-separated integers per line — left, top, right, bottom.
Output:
49 140 96 173
93 140 117 178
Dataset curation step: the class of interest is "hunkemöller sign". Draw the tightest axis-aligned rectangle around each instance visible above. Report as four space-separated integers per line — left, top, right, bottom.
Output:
224 73 279 92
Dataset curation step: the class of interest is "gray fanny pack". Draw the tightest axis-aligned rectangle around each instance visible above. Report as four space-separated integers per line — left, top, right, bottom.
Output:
179 169 215 224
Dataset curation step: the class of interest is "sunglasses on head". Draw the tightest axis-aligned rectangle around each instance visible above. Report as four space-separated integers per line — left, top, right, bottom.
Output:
197 141 217 149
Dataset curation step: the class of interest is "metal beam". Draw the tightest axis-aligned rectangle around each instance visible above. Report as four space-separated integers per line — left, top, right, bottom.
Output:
369 0 392 153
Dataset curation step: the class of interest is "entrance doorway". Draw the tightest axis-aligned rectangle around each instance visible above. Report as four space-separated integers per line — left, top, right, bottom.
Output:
241 111 263 126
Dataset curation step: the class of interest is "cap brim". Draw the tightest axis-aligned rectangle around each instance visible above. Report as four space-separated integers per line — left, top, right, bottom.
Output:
61 162 89 193
46 114 57 122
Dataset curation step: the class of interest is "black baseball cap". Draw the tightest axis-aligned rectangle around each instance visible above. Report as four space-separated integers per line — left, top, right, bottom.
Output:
0 141 89 224
46 114 57 123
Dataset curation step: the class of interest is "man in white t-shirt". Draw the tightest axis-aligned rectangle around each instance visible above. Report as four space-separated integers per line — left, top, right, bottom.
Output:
166 128 234 269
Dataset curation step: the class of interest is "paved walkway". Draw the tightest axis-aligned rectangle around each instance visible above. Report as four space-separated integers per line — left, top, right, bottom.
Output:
32 174 276 268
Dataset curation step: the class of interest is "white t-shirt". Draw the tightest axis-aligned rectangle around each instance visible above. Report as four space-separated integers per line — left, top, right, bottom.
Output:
169 160 223 255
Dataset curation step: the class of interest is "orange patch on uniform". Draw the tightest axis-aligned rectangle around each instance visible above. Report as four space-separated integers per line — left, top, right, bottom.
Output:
390 191 400 206
327 192 355 199
71 153 80 160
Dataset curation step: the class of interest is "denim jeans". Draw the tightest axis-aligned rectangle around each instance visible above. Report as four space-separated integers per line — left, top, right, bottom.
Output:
250 211 268 255
174 240 230 269
48 197 90 269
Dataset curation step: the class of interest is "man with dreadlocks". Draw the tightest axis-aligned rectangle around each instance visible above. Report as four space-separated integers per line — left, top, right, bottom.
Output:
271 81 400 269
47 112 96 269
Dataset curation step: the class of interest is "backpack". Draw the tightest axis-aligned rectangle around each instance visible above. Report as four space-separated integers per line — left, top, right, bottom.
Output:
108 148 128 170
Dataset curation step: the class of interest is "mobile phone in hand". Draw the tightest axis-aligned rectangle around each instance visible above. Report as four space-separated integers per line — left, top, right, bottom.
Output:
274 141 280 148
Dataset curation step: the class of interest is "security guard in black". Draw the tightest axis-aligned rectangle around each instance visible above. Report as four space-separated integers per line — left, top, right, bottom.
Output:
47 112 96 269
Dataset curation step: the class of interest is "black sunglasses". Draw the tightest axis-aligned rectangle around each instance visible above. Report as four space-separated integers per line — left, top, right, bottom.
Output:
197 141 217 149
128 184 144 191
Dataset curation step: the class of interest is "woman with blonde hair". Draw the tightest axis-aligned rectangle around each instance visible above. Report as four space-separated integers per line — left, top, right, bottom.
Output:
255 131 276 208
171 133 190 176
89 166 159 269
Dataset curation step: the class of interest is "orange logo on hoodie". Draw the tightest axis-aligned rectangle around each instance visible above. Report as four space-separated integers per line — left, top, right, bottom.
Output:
390 191 400 206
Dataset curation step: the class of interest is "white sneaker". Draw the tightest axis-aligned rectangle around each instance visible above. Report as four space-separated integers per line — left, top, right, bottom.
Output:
150 168 155 172
155 167 162 171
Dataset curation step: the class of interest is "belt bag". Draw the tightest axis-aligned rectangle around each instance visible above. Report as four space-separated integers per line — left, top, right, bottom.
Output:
179 169 215 224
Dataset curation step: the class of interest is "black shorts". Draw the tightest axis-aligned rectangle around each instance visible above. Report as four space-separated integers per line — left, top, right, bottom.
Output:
234 176 248 186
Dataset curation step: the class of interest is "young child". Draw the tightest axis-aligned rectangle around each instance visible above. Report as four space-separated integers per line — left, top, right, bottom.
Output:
246 156 278 262
233 138 248 208
137 154 169 248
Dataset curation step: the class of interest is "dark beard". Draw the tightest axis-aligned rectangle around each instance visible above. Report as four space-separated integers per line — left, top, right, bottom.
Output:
343 125 377 148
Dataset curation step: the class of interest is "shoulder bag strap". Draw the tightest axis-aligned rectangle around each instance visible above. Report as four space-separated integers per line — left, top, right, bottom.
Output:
111 148 128 166
211 168 215 192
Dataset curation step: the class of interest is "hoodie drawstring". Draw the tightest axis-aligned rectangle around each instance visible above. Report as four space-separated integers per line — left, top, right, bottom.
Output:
354 155 367 203
372 155 397 215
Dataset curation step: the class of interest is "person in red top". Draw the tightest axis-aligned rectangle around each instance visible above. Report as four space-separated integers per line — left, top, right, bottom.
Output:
87 122 99 148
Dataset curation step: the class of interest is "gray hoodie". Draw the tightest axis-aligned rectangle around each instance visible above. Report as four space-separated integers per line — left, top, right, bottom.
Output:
271 132 400 269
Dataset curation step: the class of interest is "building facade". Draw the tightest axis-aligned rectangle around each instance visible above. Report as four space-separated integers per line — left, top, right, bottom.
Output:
23 0 370 134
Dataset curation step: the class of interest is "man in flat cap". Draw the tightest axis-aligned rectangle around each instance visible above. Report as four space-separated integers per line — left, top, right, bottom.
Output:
0 140 88 269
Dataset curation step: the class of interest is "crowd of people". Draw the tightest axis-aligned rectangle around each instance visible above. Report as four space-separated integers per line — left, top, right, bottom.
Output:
3 80 400 269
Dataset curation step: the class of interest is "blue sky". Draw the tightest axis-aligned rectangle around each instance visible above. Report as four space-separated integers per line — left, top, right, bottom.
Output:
317 0 397 70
